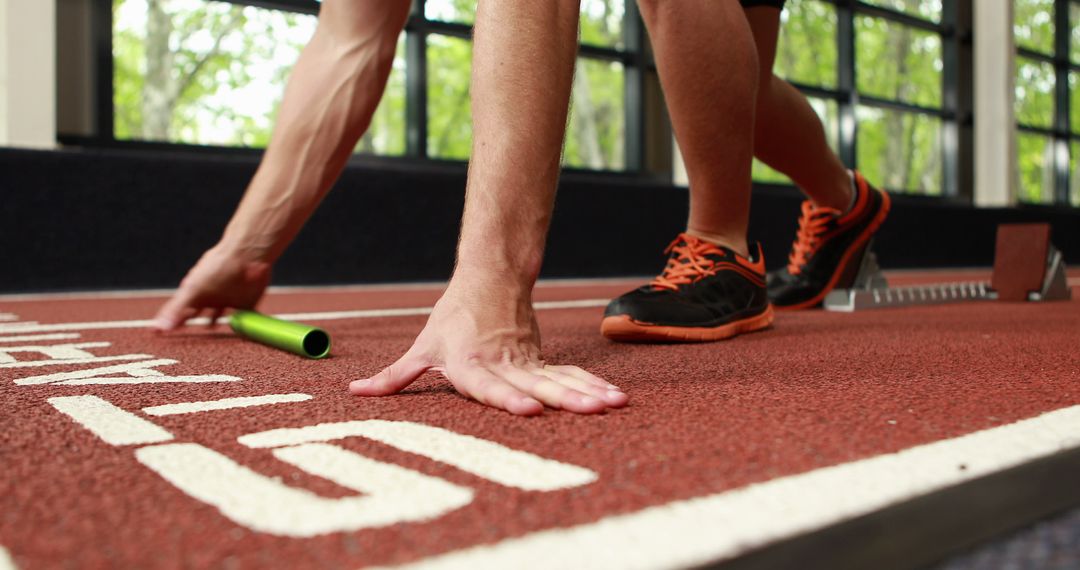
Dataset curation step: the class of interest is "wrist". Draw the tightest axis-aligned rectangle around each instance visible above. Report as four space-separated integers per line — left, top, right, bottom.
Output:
212 235 275 266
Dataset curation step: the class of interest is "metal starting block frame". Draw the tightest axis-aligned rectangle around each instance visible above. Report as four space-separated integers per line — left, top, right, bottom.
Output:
823 237 1071 312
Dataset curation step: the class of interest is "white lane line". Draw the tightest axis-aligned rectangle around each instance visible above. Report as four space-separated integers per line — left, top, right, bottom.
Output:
48 395 174 446
381 405 1080 570
135 442 474 538
0 354 154 369
0 545 15 570
0 333 81 343
0 299 611 334
0 277 640 302
0 313 17 322
239 420 597 492
142 393 313 416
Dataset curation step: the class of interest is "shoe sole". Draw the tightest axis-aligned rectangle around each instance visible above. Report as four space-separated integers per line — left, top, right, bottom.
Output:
600 304 775 343
775 188 893 311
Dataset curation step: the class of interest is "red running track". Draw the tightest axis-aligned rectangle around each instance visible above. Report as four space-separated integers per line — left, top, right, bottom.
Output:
1 272 1078 569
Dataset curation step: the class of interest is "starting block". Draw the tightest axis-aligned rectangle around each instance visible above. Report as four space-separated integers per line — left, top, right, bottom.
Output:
823 224 1072 312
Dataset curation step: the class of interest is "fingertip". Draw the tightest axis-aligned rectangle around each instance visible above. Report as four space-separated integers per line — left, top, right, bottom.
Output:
605 390 630 407
151 317 177 332
508 397 544 416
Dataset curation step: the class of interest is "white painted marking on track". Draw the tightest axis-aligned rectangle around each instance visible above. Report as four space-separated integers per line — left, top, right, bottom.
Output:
0 313 18 322
48 395 174 446
0 299 612 334
0 342 110 364
239 420 597 491
380 405 1080 570
0 333 81 343
135 442 474 538
0 545 15 570
14 359 242 386
0 353 153 369
142 393 313 416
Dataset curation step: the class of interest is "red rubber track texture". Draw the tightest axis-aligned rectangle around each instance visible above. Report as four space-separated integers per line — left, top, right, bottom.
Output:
1 273 1078 569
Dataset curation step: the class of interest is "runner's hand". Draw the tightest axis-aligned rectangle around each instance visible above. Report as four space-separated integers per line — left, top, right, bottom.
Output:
349 284 628 415
152 245 272 331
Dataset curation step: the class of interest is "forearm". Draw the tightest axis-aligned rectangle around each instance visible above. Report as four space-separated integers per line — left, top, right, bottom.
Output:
452 0 581 293
220 0 408 263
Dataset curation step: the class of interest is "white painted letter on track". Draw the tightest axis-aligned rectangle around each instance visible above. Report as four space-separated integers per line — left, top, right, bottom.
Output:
13 359 242 386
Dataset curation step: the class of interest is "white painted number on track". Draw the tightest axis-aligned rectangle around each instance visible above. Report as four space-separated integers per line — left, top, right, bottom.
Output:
240 420 598 491
47 395 596 538
136 442 474 538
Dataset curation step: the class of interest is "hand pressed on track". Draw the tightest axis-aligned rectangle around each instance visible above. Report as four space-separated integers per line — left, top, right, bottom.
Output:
151 245 272 331
349 284 628 415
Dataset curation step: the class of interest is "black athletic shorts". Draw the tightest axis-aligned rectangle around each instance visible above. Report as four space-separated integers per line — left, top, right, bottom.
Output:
741 0 786 8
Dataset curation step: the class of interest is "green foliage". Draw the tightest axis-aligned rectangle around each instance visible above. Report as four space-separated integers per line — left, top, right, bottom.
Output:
762 0 944 194
856 15 942 108
580 0 624 48
113 0 314 147
426 34 473 160
1015 0 1055 54
565 59 625 169
356 36 407 156
1015 56 1055 128
857 107 942 195
1017 132 1054 203
775 0 837 89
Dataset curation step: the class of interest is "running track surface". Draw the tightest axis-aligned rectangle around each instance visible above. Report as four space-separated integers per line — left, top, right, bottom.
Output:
1 271 1078 569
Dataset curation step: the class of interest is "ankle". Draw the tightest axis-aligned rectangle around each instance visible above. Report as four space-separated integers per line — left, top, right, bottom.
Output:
684 228 749 258
810 170 855 212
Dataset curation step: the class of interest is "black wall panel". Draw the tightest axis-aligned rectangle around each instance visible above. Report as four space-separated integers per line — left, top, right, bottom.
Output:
2 147 1078 293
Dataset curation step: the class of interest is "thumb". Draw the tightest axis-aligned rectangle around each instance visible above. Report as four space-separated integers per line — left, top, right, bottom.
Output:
349 350 430 396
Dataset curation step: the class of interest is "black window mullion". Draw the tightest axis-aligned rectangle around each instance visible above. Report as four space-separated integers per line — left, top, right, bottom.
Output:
405 1 428 159
853 1 945 33
1055 0 1071 205
837 0 858 168
941 0 973 200
622 2 644 173
93 0 114 140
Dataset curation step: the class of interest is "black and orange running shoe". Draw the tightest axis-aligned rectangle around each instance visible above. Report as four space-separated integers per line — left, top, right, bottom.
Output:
767 170 891 310
601 234 774 342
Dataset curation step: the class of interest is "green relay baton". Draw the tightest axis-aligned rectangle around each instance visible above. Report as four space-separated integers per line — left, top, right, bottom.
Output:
229 310 331 359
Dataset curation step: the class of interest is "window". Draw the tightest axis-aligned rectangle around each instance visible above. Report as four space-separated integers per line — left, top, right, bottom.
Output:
756 0 960 198
1014 0 1078 206
107 0 642 172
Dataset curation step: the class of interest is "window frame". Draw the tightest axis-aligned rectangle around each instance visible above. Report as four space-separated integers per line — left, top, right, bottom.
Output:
73 0 653 175
1014 0 1075 206
775 0 971 199
73 0 976 195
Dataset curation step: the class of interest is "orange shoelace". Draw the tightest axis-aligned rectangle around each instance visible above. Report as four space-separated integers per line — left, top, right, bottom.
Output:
650 233 727 291
787 201 841 275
